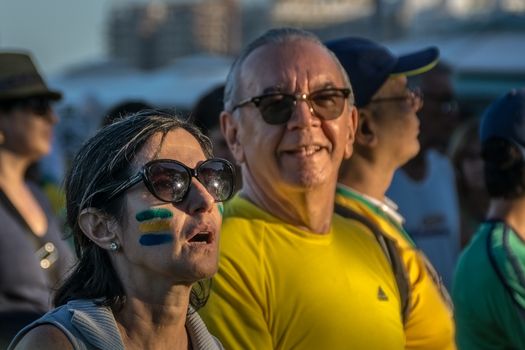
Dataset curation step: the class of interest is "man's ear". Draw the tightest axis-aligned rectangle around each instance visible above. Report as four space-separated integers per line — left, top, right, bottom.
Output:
355 109 378 147
343 105 359 159
220 110 245 164
78 208 120 250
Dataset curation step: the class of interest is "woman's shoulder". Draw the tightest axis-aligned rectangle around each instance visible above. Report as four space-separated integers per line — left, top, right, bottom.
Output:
10 324 74 350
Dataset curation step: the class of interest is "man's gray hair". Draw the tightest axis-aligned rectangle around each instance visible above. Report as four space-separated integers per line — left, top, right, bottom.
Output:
223 27 353 111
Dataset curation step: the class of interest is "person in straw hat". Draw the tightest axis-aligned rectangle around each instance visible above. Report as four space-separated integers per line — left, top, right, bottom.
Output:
0 52 74 347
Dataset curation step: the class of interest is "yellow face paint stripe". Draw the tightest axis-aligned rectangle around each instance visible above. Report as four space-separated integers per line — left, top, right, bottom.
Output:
139 220 171 233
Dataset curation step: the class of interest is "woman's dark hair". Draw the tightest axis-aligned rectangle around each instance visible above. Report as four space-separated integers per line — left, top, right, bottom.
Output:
55 110 213 310
482 137 525 199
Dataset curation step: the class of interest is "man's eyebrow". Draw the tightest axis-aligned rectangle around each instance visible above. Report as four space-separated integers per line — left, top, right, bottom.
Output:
262 85 285 94
311 82 338 91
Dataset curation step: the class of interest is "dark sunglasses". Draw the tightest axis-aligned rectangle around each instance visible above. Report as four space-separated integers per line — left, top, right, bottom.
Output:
11 97 52 115
107 158 236 204
368 88 423 112
231 87 351 125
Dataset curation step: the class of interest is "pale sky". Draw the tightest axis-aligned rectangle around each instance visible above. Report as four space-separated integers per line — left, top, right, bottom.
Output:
0 0 110 76
1 0 520 77
0 0 263 77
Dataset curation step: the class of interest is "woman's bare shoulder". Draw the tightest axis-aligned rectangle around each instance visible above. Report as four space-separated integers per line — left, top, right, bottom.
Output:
11 324 74 350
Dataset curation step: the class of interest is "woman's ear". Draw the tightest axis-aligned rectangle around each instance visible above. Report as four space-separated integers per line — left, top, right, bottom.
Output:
220 111 245 164
78 208 121 251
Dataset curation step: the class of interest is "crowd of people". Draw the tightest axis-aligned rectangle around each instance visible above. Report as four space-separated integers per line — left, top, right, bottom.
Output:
0 26 524 349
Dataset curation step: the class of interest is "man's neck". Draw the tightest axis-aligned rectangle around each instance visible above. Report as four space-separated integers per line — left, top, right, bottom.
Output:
487 198 525 241
241 174 335 234
339 156 396 202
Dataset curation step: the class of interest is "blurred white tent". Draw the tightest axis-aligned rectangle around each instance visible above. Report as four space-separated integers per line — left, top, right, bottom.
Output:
46 54 232 166
49 54 232 113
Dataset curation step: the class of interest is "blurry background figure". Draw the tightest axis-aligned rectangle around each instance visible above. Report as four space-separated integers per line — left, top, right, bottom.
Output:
453 88 525 349
387 62 462 289
191 84 241 191
0 52 74 348
101 99 153 127
448 117 489 249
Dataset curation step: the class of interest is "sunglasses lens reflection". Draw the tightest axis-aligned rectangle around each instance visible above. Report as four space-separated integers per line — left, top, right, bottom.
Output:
148 163 190 202
198 160 234 201
147 160 234 203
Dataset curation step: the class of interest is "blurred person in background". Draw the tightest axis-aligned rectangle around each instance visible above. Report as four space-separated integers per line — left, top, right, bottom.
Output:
9 111 230 349
448 117 489 248
101 99 153 127
0 52 74 347
453 88 525 349
191 84 241 191
327 37 455 350
387 62 462 289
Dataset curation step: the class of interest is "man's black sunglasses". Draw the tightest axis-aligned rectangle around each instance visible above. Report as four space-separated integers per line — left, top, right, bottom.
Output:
231 87 352 125
107 158 236 204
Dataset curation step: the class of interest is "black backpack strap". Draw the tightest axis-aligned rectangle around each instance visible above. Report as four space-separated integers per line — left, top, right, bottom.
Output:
335 203 411 324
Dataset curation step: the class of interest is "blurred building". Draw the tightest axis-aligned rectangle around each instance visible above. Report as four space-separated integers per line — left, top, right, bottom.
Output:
108 0 241 69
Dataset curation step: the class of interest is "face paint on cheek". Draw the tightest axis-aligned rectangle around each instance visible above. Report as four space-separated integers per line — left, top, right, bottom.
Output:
135 208 174 246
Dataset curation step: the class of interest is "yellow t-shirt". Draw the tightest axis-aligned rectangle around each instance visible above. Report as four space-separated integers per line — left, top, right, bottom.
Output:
335 184 456 350
200 195 405 350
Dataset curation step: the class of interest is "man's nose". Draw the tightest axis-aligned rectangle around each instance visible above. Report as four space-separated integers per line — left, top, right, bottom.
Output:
286 95 320 129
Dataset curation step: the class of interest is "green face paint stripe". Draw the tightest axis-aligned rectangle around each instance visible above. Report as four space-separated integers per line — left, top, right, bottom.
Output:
139 220 171 233
135 208 173 222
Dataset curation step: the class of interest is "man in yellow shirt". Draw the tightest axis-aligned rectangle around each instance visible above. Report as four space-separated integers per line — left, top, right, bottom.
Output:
326 37 456 349
199 28 406 349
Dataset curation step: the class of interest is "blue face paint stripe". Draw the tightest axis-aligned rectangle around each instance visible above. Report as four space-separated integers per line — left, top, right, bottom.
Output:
139 233 173 246
135 208 173 222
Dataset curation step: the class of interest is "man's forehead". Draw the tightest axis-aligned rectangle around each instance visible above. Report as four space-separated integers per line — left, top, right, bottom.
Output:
239 40 345 92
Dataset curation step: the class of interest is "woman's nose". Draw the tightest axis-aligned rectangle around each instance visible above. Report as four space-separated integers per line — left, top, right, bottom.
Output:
184 178 215 214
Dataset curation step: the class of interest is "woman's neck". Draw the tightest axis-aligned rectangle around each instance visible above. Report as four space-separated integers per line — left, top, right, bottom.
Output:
116 287 192 350
0 150 31 186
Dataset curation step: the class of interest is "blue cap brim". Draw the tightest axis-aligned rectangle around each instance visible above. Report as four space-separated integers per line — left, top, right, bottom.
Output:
391 46 440 77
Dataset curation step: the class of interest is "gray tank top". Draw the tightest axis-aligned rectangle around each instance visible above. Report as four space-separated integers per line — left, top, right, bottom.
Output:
9 299 223 350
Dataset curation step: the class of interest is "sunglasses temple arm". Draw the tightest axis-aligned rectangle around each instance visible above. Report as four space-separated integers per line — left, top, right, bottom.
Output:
107 174 143 201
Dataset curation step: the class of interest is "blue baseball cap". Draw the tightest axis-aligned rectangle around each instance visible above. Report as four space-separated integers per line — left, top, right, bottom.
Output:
480 88 525 149
325 37 439 107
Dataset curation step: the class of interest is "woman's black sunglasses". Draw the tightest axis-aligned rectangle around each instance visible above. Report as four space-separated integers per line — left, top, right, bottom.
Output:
231 87 351 125
108 158 235 204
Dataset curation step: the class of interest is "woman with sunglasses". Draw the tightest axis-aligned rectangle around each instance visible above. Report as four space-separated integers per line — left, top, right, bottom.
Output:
9 111 232 349
0 53 75 347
